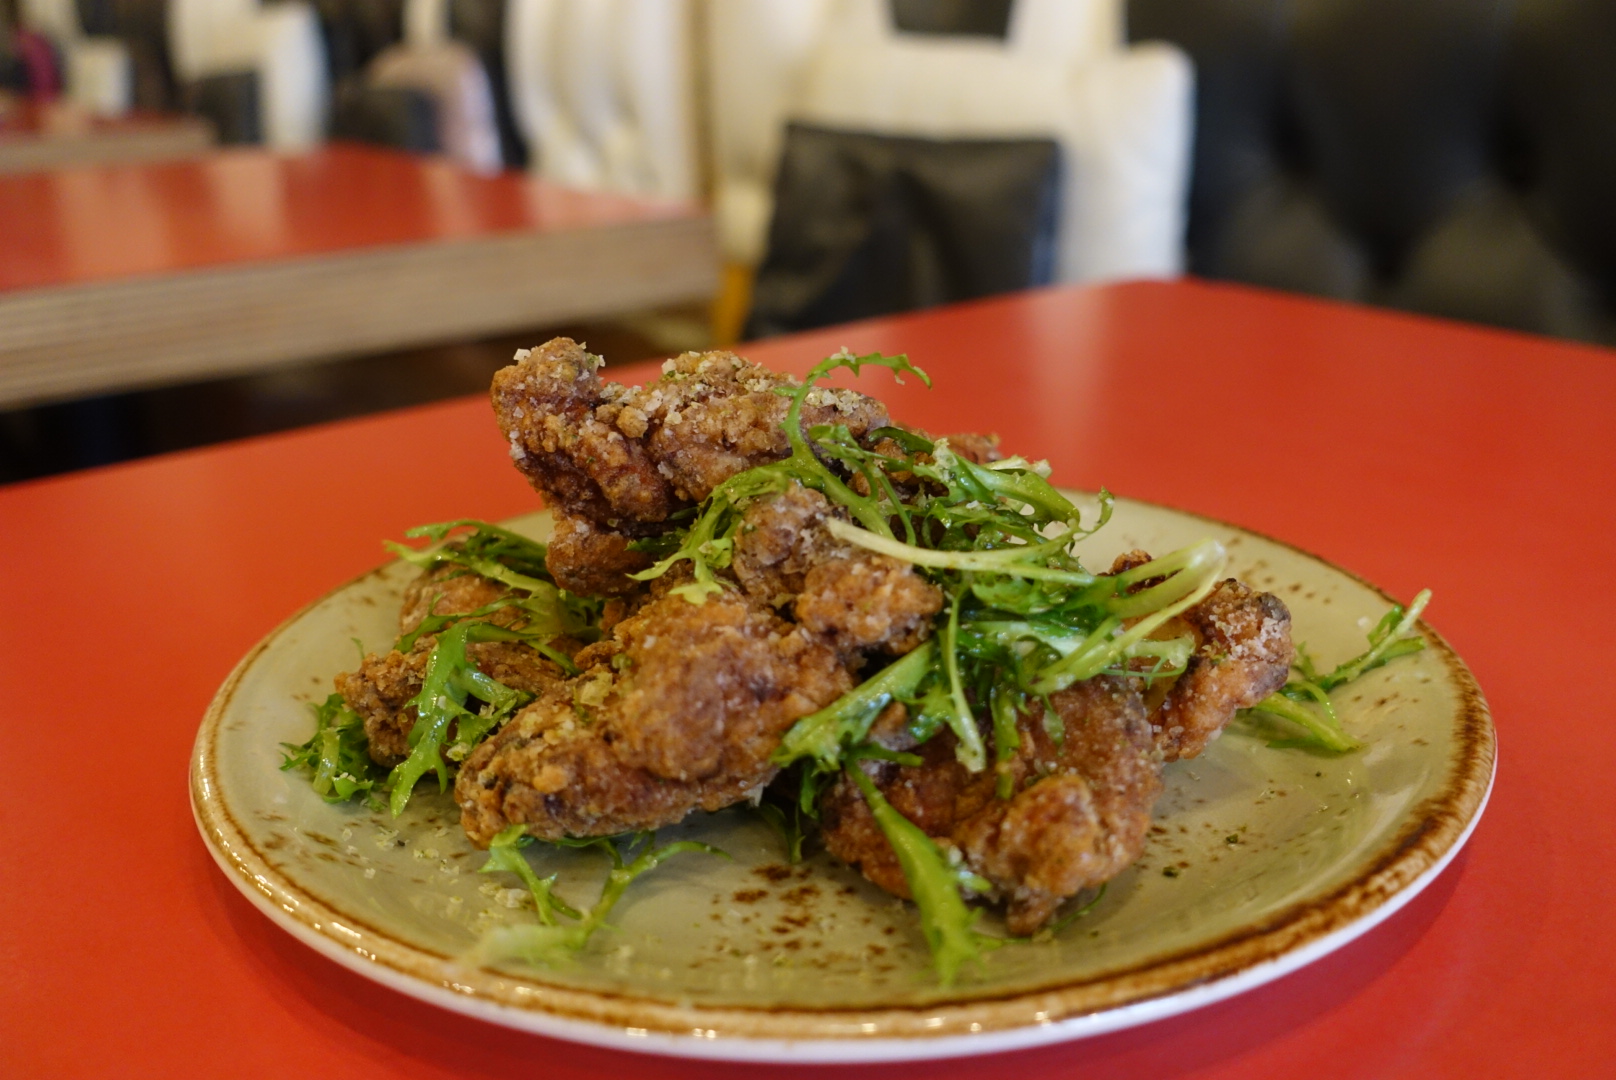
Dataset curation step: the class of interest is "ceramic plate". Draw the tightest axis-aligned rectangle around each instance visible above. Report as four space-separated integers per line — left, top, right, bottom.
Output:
191 496 1494 1062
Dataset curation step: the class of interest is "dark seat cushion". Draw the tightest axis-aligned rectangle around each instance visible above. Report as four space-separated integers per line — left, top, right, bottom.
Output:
185 72 261 146
1129 0 1616 345
329 82 439 155
77 0 180 111
748 124 1060 338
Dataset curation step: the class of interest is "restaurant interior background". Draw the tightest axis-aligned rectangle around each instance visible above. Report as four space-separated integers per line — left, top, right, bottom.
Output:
1 0 1611 486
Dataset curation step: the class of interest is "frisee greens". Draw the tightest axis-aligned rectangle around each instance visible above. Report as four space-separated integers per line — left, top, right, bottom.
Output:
280 520 604 816
474 830 726 964
280 693 387 803
1240 590 1432 753
845 759 999 987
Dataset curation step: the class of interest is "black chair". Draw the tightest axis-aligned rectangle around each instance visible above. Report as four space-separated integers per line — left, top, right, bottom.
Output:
186 71 260 145
328 80 439 154
76 0 180 111
1129 0 1616 345
747 125 1061 338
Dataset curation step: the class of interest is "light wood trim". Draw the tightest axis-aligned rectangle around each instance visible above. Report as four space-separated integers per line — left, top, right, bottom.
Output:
0 119 215 175
0 215 717 408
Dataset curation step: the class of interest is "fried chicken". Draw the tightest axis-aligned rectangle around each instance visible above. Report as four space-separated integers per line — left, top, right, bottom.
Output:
491 338 891 527
820 676 1161 935
731 484 942 656
543 511 653 597
454 586 852 845
817 566 1295 932
360 341 1299 940
338 562 574 767
1152 579 1294 760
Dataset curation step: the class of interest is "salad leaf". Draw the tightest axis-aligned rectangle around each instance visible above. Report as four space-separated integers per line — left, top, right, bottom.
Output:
772 640 936 770
475 832 726 964
478 824 582 925
388 621 556 815
280 693 385 803
845 762 996 986
1243 590 1432 753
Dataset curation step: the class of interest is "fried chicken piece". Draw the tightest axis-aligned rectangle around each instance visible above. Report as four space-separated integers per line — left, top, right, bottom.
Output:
731 484 942 654
545 511 652 597
491 338 680 526
338 563 573 767
491 339 890 531
455 587 853 845
942 431 1003 465
1152 578 1294 761
731 483 848 607
1106 552 1295 760
338 640 572 767
820 676 1161 934
795 552 942 656
398 561 511 634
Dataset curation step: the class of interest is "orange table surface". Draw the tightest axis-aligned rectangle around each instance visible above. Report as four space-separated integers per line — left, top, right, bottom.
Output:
0 142 695 293
2 279 1612 1078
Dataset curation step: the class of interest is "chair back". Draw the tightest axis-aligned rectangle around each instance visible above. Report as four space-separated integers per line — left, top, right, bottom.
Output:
505 0 698 199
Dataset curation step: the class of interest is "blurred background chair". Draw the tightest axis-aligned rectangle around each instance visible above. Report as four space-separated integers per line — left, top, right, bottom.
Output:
708 0 1194 336
505 0 698 198
364 7 498 169
19 0 132 114
1129 0 1616 345
168 0 327 148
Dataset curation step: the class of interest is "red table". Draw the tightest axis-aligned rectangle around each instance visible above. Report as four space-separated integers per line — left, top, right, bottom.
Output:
2 280 1611 1077
0 143 715 408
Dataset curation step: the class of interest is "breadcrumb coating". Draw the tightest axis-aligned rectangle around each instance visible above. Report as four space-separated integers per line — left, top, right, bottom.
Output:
454 587 852 845
1152 579 1295 761
544 511 652 597
491 339 890 528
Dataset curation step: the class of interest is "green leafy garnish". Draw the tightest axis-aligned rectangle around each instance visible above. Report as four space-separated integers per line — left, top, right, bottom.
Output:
773 640 936 770
475 832 726 964
1243 589 1432 753
845 761 998 986
754 797 810 864
478 824 583 924
629 350 929 602
388 621 555 815
280 693 386 802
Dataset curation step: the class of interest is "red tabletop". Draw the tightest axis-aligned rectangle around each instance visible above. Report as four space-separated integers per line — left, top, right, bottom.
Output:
2 279 1611 1077
0 142 696 292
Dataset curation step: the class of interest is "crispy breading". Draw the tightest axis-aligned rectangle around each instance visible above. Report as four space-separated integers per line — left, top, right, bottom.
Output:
491 339 890 529
455 587 853 845
795 551 941 656
731 484 848 608
545 511 652 597
491 338 680 526
820 676 1161 934
1152 578 1294 761
398 561 511 634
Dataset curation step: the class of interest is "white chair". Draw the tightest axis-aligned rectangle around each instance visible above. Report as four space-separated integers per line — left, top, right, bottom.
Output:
167 0 329 149
504 0 699 200
19 0 134 117
706 0 1192 284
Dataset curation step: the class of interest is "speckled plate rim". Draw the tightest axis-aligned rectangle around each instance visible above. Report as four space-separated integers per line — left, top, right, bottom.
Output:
190 497 1496 1063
